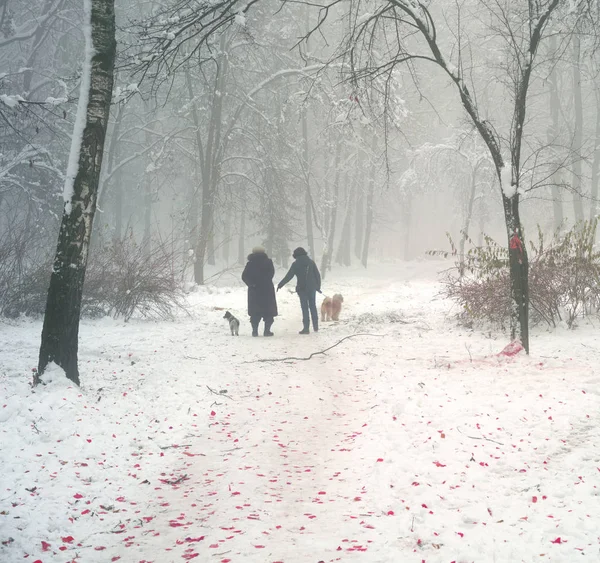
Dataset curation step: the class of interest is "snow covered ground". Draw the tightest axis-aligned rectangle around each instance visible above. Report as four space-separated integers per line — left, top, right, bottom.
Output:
1 260 599 563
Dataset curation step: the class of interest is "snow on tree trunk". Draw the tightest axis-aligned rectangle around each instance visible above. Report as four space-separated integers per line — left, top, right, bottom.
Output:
37 0 116 386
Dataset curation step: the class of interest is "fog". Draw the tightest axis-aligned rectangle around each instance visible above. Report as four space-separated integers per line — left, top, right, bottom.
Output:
1 0 599 295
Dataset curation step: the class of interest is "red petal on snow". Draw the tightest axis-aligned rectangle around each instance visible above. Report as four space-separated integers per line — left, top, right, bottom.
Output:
532 496 538 503
254 545 265 548
73 493 84 499
62 536 75 543
551 537 566 544
210 411 216 416
376 458 384 462
433 461 446 467
41 541 51 551
111 558 121 562
185 537 205 542
387 511 394 516
94 546 106 550
182 554 199 560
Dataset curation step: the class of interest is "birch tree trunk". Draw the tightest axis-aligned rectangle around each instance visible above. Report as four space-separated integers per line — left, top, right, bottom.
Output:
37 0 116 385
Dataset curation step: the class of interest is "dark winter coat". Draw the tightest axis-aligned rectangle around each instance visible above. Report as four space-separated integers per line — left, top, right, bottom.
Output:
278 254 321 293
242 251 278 317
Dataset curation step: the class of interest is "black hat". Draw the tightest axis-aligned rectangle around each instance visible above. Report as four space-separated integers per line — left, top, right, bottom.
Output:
292 247 307 258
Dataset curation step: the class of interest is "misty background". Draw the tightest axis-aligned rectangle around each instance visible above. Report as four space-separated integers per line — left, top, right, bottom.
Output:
1 0 598 301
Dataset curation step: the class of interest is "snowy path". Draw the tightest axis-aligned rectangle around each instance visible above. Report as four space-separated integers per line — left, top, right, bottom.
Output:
2 263 600 562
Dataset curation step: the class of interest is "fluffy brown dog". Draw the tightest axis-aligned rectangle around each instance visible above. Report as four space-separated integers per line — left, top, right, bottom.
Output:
321 293 344 321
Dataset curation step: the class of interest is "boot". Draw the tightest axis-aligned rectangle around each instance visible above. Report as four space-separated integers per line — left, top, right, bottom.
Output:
299 322 310 335
250 316 260 337
264 317 274 337
313 319 319 333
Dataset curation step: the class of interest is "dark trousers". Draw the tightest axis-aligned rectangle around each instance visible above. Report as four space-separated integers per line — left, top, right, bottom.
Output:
250 315 273 334
297 289 318 331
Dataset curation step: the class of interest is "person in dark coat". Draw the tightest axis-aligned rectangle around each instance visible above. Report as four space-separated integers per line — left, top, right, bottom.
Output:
242 246 278 337
277 247 321 334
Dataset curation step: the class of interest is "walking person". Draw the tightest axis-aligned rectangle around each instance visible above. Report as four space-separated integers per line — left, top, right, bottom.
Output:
277 247 321 334
242 246 278 337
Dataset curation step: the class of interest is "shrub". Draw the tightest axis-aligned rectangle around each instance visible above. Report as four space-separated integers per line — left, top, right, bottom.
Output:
1 232 187 321
84 236 187 321
434 220 600 329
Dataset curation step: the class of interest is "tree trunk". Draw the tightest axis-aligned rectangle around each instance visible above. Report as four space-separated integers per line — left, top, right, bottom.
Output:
302 105 315 258
37 0 116 385
320 142 341 279
335 171 353 266
589 89 600 225
361 134 377 268
97 101 123 238
207 226 216 266
459 160 482 274
548 35 563 230
238 204 246 264
503 192 529 353
335 170 354 266
193 33 228 284
571 35 584 222
354 174 364 259
222 205 231 265
142 104 157 256
143 176 152 255
402 193 412 260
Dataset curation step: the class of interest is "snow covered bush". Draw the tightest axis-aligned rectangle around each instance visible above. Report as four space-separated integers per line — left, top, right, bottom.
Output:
83 235 186 321
1 233 186 321
439 220 600 329
0 220 53 318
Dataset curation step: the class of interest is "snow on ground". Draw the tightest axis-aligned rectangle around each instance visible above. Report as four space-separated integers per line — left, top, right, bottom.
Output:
1 260 599 563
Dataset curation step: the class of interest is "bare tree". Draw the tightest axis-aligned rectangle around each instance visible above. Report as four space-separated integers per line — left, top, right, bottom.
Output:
37 0 116 385
332 0 566 352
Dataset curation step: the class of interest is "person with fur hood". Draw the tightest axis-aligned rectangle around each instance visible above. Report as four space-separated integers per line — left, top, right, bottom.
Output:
277 247 321 334
242 246 278 337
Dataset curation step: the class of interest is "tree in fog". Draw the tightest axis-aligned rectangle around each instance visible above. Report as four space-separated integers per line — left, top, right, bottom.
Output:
0 0 78 316
332 0 572 352
37 0 116 385
407 134 496 269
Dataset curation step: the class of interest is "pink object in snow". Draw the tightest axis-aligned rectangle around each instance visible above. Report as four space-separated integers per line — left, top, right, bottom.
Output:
498 340 524 357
